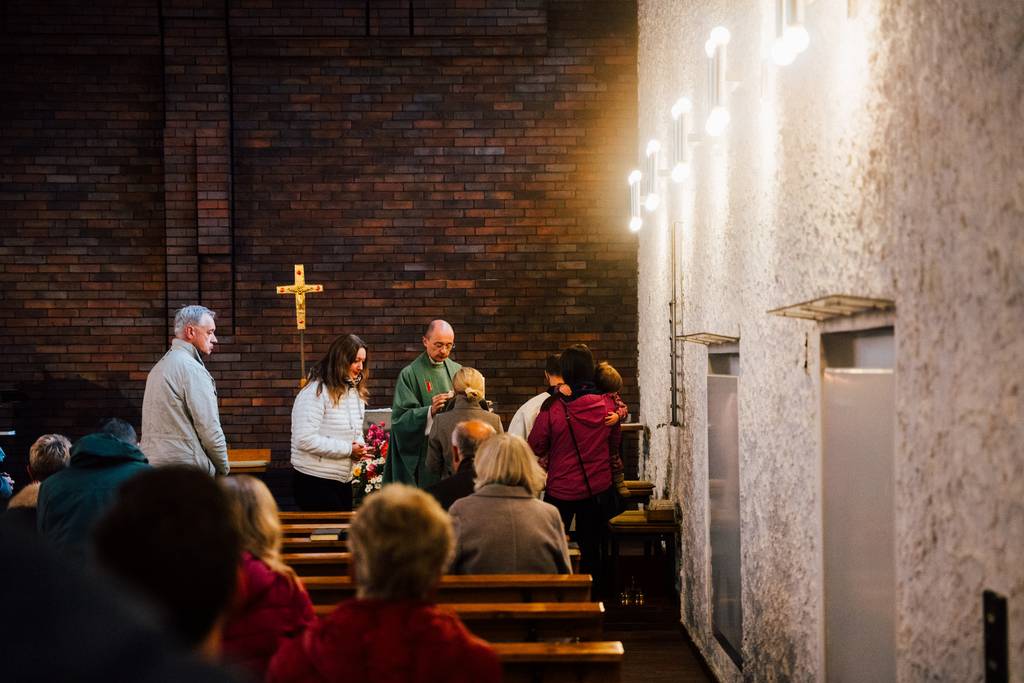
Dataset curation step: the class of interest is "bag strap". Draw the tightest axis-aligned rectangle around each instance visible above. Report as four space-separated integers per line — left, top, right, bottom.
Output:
561 400 595 498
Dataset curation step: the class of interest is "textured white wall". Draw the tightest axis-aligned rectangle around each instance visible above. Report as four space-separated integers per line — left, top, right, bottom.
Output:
636 1 1024 680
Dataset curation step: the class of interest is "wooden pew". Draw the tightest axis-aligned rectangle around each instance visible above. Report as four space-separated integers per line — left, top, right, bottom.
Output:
283 552 351 577
303 574 592 606
494 641 624 683
280 523 350 535
310 601 605 642
280 511 354 523
282 537 348 551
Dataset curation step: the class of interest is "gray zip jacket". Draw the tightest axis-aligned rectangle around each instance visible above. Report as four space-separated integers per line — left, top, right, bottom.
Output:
140 338 229 476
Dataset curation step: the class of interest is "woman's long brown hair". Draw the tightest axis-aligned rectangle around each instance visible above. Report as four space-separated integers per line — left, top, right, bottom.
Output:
307 333 369 404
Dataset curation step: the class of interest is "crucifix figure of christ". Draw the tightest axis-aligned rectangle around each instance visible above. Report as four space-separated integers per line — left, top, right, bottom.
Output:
276 264 324 387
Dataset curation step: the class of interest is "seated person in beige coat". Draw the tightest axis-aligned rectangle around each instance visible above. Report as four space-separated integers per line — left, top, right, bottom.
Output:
448 434 571 575
426 367 503 479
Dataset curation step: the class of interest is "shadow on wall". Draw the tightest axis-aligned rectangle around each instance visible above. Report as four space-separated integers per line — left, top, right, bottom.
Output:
0 374 141 490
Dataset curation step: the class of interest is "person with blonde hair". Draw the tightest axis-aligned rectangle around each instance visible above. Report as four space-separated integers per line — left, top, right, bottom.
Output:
449 434 571 575
425 366 503 483
290 333 370 511
3 434 71 529
268 484 500 683
219 475 314 677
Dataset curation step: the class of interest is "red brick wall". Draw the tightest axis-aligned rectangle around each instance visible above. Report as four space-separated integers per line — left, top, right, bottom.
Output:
0 0 638 485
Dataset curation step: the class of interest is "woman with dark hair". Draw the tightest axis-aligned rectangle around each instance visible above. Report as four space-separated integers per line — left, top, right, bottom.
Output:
527 343 621 593
289 334 370 511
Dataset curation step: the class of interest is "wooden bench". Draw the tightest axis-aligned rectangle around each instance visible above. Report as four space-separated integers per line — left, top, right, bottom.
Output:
227 448 271 474
280 523 350 535
310 601 604 642
303 574 592 605
282 537 348 551
280 511 354 523
494 641 624 683
283 552 351 576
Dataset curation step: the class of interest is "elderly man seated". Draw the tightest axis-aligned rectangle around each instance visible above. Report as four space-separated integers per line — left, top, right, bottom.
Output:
425 419 496 511
268 484 501 683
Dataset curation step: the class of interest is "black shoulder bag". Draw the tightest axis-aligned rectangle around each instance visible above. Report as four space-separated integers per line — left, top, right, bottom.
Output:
561 401 625 521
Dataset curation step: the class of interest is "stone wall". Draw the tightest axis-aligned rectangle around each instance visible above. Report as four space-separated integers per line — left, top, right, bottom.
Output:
635 0 1023 680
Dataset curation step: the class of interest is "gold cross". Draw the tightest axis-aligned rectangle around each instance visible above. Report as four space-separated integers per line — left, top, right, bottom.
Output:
276 264 323 330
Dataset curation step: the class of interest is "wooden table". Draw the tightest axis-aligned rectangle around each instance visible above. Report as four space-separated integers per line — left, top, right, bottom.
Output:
606 510 678 596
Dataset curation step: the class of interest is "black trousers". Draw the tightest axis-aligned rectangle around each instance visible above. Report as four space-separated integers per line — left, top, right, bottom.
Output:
545 493 608 595
292 469 353 512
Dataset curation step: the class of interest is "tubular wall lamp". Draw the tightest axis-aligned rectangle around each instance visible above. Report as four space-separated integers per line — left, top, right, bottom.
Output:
704 26 731 137
669 97 693 183
642 139 661 211
771 0 810 66
628 169 643 232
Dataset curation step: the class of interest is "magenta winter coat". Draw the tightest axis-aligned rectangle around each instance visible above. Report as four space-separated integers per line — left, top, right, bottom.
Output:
528 393 622 501
221 552 315 677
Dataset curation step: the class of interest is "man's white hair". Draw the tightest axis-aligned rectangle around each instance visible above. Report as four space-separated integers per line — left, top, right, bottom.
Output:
174 305 215 338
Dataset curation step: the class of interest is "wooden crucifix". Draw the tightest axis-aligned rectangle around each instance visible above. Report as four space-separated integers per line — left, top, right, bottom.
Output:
276 264 323 387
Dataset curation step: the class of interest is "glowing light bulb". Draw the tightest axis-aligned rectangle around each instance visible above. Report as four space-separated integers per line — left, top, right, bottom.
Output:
705 106 730 137
645 139 661 156
671 97 693 120
772 38 796 66
628 170 642 185
710 26 731 47
670 162 690 183
629 216 643 232
784 24 810 54
644 193 660 212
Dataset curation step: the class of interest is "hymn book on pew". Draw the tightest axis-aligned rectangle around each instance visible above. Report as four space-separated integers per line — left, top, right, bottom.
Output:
309 527 344 541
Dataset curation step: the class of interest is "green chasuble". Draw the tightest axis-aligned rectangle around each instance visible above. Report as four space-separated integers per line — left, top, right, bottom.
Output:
383 353 462 488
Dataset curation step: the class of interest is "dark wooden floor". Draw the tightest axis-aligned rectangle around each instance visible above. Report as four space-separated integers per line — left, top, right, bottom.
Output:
604 547 715 683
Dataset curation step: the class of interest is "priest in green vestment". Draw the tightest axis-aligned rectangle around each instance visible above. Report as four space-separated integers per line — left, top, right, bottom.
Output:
383 320 462 488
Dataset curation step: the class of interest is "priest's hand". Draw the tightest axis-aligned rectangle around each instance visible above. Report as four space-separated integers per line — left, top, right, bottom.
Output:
430 391 452 416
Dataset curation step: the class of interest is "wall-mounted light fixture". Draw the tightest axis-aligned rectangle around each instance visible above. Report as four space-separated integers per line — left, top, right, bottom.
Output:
705 26 731 137
628 169 643 232
670 97 692 183
771 0 810 66
642 140 661 211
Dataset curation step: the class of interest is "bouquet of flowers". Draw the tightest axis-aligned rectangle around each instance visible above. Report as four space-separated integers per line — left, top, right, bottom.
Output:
352 422 389 508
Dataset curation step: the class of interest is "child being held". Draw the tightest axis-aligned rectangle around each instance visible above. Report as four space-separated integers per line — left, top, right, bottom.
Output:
594 361 630 498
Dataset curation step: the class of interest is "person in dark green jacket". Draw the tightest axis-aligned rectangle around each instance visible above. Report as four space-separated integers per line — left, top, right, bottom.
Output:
37 418 150 559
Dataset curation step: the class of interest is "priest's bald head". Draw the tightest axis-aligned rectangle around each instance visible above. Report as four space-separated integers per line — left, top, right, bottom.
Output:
422 319 455 364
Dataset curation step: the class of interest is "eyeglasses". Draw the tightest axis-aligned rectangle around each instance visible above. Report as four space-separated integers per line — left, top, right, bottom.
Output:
431 342 454 351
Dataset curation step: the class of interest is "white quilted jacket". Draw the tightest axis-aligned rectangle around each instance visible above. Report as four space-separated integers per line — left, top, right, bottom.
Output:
290 381 365 483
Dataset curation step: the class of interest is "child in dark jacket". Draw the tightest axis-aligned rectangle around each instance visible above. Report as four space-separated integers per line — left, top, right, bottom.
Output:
220 476 315 677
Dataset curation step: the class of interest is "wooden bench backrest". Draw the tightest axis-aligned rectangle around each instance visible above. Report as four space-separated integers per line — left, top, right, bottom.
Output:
494 641 623 683
311 601 605 642
303 573 592 605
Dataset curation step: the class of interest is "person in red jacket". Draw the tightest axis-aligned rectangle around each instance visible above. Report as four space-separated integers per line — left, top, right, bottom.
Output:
267 484 501 683
528 344 622 595
219 475 315 677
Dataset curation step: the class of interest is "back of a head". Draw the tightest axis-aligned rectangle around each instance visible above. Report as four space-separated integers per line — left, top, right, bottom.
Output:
559 344 595 386
29 433 71 481
544 354 562 378
98 417 138 446
474 433 546 497
219 475 295 582
594 361 623 394
451 419 497 461
453 366 485 402
92 466 240 650
349 484 452 601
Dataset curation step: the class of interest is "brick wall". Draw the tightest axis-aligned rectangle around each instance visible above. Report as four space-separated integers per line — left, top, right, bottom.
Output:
0 0 638 489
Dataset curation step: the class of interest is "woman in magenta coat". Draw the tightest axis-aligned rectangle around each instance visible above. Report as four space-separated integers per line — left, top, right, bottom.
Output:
528 343 622 594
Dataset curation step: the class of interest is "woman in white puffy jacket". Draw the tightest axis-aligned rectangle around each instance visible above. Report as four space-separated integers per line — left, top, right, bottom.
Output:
290 334 369 511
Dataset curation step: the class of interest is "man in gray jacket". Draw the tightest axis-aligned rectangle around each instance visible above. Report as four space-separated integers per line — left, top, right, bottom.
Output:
140 305 229 476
